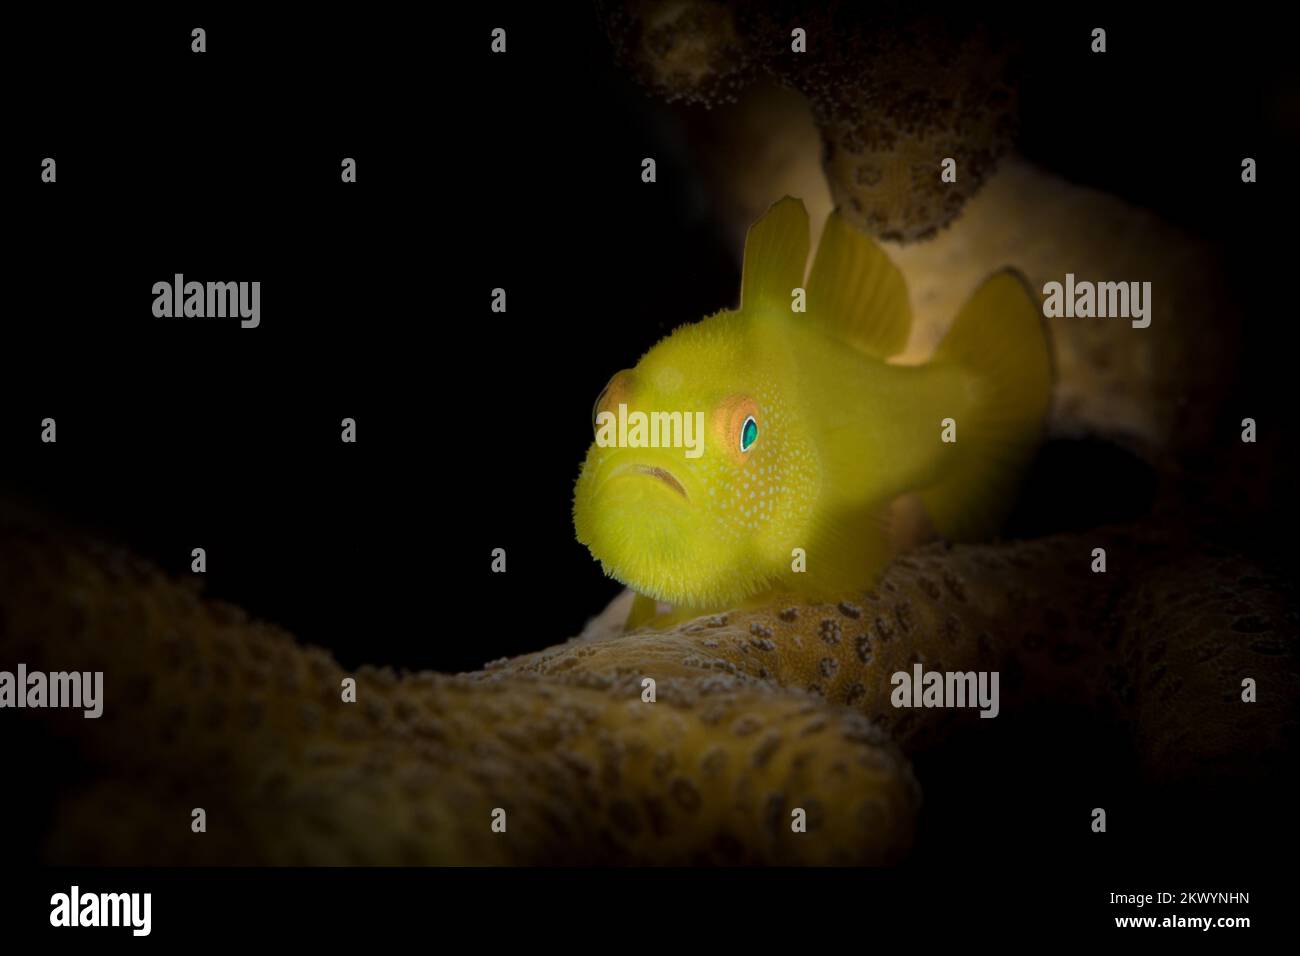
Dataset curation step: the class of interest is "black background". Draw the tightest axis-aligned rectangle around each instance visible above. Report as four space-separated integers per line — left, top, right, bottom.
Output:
1 0 1296 925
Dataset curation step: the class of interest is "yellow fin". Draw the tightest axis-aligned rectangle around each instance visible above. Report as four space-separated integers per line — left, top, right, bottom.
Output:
624 592 659 631
919 269 1053 541
805 209 912 359
794 500 895 600
740 197 810 313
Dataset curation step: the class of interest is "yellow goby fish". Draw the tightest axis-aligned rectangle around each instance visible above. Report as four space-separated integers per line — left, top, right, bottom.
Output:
574 197 1052 627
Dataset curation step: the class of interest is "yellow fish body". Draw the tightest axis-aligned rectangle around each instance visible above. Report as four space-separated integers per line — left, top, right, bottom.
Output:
574 198 1051 626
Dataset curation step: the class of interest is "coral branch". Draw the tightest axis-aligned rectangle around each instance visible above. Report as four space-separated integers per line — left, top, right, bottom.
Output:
1 514 1293 864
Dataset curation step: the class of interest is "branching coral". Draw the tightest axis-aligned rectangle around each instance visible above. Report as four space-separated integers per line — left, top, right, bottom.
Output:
2 511 1293 865
597 1 1021 241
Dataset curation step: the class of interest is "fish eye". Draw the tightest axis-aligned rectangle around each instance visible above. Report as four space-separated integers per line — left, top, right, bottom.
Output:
740 416 759 452
715 395 761 461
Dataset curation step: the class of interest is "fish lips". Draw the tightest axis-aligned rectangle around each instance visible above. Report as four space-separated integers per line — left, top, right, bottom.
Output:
590 451 696 506
623 464 688 499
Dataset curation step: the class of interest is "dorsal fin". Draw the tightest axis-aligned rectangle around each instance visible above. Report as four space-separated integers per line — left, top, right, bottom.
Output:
740 197 810 314
805 209 912 359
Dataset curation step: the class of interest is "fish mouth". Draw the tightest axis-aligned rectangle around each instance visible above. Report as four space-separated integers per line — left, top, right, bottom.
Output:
627 464 689 499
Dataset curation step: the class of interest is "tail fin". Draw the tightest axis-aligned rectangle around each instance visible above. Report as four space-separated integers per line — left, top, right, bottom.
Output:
918 269 1053 541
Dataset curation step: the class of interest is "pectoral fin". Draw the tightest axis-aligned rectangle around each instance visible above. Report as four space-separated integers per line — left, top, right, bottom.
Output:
624 592 661 631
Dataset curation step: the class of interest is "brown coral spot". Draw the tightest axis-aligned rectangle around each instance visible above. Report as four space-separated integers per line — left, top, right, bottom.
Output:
855 633 873 664
764 793 786 836
604 799 638 838
642 796 670 837
653 751 676 778
753 732 783 768
801 798 825 831
941 614 962 644
800 718 829 737
670 777 703 813
700 747 728 778
731 714 763 736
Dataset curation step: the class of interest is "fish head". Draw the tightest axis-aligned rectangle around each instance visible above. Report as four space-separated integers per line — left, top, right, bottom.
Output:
573 312 817 608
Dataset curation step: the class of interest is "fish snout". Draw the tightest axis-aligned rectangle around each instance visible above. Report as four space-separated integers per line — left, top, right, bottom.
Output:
589 449 697 506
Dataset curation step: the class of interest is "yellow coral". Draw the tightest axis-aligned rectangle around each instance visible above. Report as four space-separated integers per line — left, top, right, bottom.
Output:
2 513 1292 865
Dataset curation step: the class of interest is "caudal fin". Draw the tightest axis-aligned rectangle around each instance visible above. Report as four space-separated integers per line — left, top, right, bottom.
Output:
918 269 1053 541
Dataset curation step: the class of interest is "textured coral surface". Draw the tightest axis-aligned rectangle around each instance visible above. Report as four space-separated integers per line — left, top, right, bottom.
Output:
598 0 1020 241
2 511 1293 865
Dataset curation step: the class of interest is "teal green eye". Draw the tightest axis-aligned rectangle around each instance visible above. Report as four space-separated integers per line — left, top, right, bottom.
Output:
740 416 759 452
